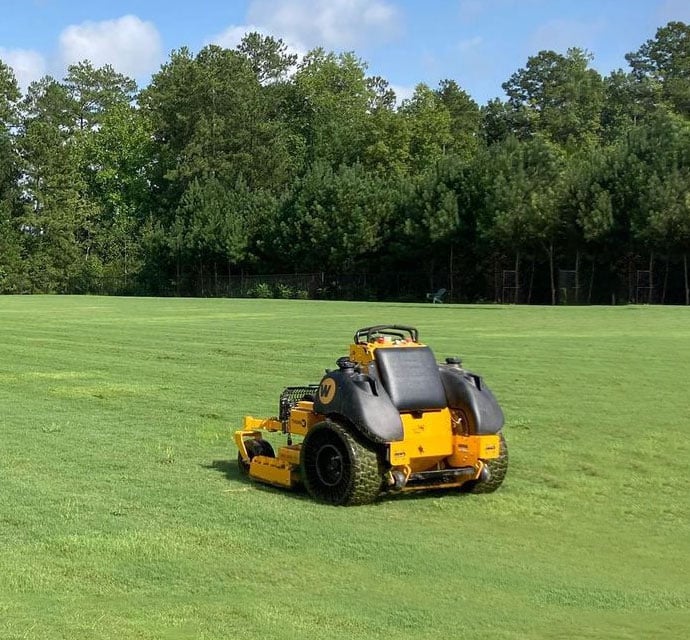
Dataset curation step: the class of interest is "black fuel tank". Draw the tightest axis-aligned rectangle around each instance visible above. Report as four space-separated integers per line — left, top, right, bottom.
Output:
439 364 504 434
313 367 404 443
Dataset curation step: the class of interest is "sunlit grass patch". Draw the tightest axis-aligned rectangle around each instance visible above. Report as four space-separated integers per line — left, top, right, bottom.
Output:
0 296 688 639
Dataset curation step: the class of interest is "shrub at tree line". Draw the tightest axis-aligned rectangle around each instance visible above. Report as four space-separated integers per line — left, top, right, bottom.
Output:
1 23 689 303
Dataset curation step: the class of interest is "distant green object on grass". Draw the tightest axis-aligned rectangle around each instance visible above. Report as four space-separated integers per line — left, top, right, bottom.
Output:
426 287 447 303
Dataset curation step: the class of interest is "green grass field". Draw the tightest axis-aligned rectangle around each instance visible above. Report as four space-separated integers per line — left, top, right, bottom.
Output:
1 296 689 639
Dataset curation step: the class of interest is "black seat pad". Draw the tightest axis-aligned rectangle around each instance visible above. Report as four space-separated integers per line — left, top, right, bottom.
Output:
375 347 447 412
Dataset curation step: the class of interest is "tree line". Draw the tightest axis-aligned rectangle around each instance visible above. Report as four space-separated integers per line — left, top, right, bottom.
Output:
1 22 689 303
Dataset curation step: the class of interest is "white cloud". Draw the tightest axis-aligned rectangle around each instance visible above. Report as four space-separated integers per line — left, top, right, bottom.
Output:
451 36 490 93
0 48 46 92
207 24 265 49
530 19 604 55
246 0 402 49
391 83 414 104
657 0 690 24
206 23 307 61
59 15 163 79
459 0 544 22
458 0 485 22
457 36 483 52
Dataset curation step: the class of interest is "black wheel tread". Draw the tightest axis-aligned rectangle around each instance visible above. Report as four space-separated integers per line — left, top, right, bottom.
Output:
302 421 383 506
339 424 383 506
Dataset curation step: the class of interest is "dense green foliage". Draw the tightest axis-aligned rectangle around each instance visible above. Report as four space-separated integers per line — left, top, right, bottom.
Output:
1 296 688 638
1 24 690 302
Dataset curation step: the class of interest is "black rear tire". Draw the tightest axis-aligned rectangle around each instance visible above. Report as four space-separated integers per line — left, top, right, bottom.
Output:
466 432 508 493
301 421 383 506
237 438 275 476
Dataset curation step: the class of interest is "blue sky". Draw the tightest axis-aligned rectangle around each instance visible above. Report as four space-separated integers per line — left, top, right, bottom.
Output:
1 0 689 104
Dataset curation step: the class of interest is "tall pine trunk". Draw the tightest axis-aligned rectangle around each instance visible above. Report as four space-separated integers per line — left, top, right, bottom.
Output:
449 244 454 302
527 257 535 304
515 251 521 304
494 257 500 303
662 255 669 304
176 249 181 297
548 242 556 305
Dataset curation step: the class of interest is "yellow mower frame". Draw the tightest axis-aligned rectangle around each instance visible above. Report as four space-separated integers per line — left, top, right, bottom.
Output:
235 325 507 505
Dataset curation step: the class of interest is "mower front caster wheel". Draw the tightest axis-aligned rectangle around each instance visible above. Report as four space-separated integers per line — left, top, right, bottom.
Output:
237 439 275 476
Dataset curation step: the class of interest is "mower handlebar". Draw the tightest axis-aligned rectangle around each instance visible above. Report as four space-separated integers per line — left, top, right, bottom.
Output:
354 325 419 344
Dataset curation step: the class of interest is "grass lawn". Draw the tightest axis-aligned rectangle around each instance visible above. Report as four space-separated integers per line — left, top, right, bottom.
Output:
0 296 689 639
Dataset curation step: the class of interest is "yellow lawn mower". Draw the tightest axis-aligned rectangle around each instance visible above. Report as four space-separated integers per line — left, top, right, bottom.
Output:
234 325 507 505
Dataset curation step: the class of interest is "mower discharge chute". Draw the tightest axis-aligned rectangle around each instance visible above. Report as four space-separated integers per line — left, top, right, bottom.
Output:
234 325 507 505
